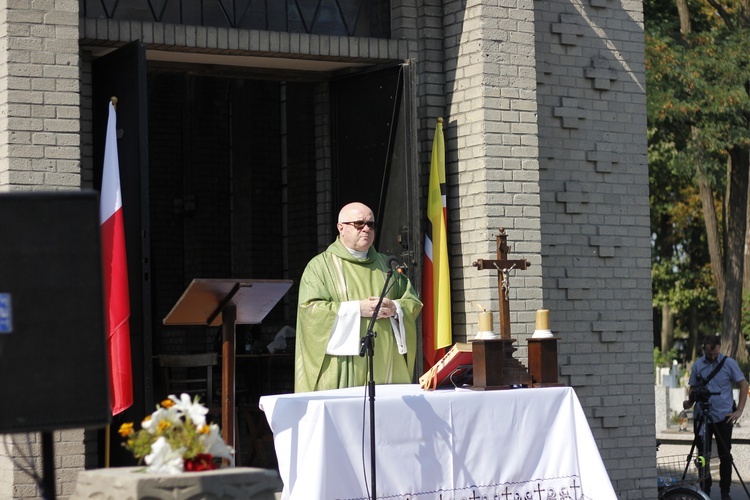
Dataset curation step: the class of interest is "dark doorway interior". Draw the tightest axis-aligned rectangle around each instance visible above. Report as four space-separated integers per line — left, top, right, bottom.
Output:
147 72 317 349
146 69 318 463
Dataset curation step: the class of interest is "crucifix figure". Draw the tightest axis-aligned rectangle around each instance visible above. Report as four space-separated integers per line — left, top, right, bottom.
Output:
472 228 530 339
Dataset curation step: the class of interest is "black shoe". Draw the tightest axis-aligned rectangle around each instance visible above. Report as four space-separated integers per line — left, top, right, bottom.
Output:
721 494 732 500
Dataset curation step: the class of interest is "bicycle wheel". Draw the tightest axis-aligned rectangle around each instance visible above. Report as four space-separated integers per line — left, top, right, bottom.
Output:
660 486 710 499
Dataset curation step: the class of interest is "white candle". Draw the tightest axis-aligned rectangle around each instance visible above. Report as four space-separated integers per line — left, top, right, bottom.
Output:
535 309 549 331
479 311 493 332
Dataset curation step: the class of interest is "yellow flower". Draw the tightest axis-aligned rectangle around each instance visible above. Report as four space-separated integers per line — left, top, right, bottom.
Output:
197 425 210 435
157 420 172 433
118 422 134 437
161 399 175 409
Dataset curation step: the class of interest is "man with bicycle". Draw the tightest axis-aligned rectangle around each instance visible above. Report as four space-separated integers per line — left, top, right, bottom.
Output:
683 335 748 500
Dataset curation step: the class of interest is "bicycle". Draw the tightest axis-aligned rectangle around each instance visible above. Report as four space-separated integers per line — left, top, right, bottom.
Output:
657 441 710 499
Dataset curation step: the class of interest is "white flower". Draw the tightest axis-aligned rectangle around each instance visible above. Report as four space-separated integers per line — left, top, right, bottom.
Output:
144 436 186 474
168 393 209 427
141 405 180 434
199 423 234 463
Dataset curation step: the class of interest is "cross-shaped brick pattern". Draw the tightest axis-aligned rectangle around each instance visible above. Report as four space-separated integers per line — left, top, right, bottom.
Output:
585 56 617 90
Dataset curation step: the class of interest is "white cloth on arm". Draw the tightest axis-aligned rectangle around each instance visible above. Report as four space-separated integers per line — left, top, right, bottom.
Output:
325 301 408 356
389 302 407 354
326 301 361 355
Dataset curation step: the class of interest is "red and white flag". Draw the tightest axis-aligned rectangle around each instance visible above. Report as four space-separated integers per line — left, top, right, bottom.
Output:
100 100 133 415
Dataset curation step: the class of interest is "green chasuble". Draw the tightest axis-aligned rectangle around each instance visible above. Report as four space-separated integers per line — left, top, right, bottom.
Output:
294 238 422 392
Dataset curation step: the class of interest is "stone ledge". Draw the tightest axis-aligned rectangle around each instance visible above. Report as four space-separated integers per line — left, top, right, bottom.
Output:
71 466 282 500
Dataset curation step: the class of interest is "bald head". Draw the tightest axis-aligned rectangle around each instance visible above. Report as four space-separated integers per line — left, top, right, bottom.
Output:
338 202 372 222
337 202 376 252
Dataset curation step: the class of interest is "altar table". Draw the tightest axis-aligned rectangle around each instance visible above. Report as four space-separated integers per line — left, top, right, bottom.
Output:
260 384 617 500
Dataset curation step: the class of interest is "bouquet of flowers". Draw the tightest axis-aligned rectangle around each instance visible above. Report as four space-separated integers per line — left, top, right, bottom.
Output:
119 393 234 473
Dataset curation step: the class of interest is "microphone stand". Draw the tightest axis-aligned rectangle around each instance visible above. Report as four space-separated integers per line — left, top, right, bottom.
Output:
359 267 396 500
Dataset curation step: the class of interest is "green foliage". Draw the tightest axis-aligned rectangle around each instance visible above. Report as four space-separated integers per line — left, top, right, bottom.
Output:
654 346 680 368
647 28 750 180
646 0 750 358
652 259 717 312
646 2 750 182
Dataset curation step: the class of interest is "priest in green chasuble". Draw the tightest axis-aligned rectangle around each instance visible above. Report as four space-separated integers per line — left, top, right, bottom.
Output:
294 202 423 392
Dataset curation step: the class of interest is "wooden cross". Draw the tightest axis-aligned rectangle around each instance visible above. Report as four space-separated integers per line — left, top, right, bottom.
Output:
472 228 530 339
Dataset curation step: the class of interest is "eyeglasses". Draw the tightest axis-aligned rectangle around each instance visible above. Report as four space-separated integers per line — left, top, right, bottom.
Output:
340 220 376 230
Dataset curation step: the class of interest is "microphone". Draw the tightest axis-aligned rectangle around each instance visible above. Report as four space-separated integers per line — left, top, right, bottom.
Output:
388 257 408 274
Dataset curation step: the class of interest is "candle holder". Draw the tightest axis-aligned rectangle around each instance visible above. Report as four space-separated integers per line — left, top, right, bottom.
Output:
527 309 561 387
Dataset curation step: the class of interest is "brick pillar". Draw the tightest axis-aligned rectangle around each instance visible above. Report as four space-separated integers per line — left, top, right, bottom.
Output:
535 0 653 496
443 0 542 343
0 1 85 499
0 0 82 191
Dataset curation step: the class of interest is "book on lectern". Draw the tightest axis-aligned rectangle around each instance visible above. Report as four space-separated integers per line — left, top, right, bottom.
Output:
419 342 473 389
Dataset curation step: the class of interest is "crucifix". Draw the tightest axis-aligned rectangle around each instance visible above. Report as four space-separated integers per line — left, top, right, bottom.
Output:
470 228 533 389
472 228 531 339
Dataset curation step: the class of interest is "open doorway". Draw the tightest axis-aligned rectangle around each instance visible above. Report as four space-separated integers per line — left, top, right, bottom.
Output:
91 43 417 466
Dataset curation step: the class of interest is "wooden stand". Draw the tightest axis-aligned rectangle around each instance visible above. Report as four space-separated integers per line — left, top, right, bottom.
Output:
471 339 532 390
163 278 292 456
527 337 562 387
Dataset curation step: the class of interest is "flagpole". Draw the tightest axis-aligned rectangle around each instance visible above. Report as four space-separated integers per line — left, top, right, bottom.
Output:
105 425 111 468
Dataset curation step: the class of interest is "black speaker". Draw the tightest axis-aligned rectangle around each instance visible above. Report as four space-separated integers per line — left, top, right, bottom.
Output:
0 191 111 433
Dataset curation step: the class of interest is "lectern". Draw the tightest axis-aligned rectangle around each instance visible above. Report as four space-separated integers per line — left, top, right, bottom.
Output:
163 279 292 455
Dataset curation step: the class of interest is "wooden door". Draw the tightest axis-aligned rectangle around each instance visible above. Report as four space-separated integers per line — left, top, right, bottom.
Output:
92 41 152 465
331 63 420 275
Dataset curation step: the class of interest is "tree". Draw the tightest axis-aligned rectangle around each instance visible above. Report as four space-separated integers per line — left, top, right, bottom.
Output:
649 127 720 359
646 0 750 362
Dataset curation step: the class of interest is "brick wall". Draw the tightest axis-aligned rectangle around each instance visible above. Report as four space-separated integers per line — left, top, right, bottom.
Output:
535 0 653 497
0 431 86 499
0 0 81 192
442 0 542 349
0 0 86 498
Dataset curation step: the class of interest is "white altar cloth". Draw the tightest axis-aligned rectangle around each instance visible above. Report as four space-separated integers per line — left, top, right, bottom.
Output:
260 384 617 500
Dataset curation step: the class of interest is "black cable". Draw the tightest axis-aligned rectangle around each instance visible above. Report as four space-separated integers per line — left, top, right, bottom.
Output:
361 367 372 500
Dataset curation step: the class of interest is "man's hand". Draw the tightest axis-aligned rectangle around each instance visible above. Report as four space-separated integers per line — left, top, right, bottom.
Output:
359 297 396 318
725 408 743 424
728 379 749 425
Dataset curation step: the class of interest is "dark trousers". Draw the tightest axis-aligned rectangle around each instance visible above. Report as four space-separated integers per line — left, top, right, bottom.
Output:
696 417 733 495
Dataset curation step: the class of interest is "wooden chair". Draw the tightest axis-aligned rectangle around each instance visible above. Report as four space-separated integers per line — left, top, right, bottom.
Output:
159 353 219 409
